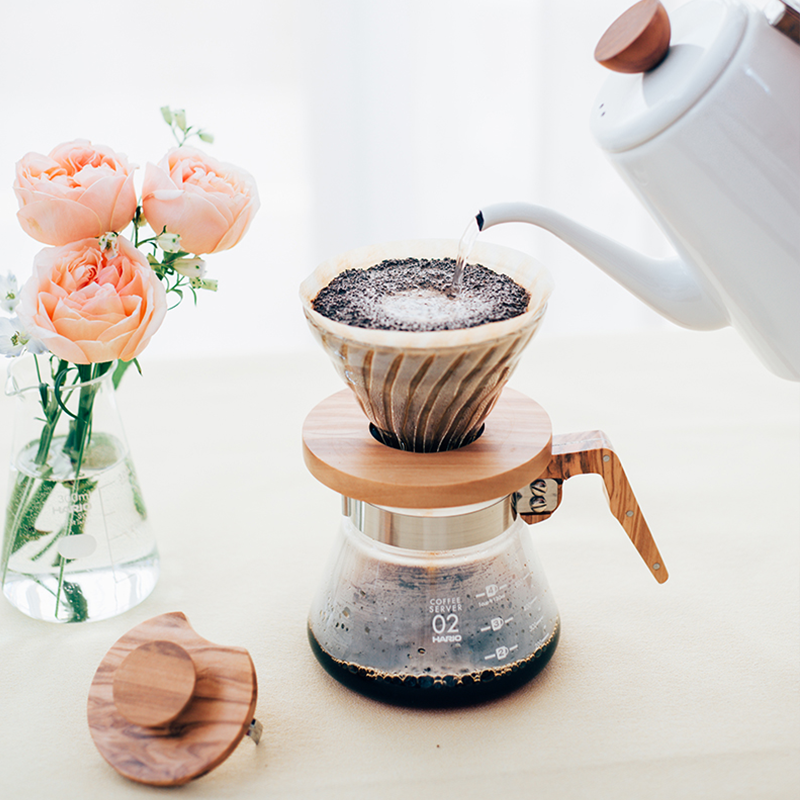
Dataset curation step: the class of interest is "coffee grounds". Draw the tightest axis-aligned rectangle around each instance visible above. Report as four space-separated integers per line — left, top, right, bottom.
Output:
312 258 530 332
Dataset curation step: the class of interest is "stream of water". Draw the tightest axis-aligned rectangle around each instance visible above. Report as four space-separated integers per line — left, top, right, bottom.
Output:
449 216 481 296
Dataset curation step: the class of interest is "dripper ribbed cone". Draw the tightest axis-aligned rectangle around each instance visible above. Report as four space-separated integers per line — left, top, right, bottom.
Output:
300 239 552 452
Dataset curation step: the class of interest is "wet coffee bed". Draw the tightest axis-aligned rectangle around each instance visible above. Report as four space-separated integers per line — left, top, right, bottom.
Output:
307 621 559 708
312 258 530 332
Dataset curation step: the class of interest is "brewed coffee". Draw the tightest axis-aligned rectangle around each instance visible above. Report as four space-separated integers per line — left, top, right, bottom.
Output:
308 622 559 707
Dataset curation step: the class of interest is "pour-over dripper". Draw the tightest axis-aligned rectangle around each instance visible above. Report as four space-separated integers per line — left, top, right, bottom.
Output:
299 239 552 452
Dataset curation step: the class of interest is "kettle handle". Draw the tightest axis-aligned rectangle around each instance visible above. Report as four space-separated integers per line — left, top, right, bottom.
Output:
518 431 668 583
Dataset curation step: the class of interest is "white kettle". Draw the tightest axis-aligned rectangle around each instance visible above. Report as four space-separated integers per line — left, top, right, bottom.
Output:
480 0 800 380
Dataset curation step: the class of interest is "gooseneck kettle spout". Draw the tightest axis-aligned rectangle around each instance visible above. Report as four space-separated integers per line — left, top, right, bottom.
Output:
477 0 800 382
477 202 729 332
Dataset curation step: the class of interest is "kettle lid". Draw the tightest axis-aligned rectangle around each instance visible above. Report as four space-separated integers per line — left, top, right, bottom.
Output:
590 0 747 153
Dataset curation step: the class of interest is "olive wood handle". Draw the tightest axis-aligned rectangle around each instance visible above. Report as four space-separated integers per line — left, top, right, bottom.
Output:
520 431 668 583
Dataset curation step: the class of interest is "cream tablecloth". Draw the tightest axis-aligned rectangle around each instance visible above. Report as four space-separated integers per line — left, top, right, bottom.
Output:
1 328 798 799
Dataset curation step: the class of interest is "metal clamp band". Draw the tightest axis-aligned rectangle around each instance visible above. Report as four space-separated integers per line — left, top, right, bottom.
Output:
343 496 516 551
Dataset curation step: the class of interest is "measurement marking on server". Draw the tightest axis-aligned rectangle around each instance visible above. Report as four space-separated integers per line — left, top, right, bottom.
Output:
484 644 519 662
480 616 514 633
521 594 540 612
476 584 507 599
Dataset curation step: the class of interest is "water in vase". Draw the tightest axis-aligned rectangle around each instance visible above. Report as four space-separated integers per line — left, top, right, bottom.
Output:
2 433 158 623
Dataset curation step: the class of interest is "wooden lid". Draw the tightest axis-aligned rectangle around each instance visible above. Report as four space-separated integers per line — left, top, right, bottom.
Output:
302 388 553 507
595 0 671 74
88 612 258 786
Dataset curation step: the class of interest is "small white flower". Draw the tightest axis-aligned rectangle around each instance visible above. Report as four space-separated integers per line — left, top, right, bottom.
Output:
0 317 28 357
26 335 49 355
190 277 218 292
0 316 48 358
97 232 119 255
0 272 19 313
174 108 187 132
156 231 182 253
174 257 207 278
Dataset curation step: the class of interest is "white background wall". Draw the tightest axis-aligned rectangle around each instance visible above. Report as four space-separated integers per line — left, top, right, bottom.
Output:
0 0 756 361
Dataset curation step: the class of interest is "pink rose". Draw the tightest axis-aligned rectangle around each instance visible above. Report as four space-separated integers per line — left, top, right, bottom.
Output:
17 236 167 364
142 147 259 255
13 140 138 246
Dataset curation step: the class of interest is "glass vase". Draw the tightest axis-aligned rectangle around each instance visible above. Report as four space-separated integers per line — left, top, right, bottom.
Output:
1 356 158 623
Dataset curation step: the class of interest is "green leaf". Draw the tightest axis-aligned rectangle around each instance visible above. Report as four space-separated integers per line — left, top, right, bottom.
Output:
53 368 78 419
9 479 57 555
112 360 133 390
62 580 89 623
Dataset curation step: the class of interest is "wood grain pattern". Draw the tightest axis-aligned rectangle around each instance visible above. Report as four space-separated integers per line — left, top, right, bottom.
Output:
88 612 258 786
595 0 671 74
302 388 553 508
771 2 800 45
305 389 667 580
112 640 196 728
520 431 669 583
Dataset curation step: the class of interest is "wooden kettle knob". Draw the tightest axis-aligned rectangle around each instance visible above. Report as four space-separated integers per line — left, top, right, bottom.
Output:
595 0 671 74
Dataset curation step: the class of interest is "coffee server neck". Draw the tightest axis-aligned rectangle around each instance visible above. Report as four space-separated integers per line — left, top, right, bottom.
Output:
342 496 515 551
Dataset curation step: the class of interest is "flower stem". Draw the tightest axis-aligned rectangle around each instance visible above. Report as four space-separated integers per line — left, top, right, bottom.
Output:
3 359 117 621
2 358 64 584
52 362 111 619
